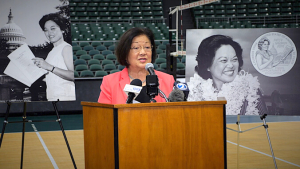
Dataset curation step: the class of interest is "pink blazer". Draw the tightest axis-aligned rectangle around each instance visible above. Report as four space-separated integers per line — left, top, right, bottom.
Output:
98 67 175 104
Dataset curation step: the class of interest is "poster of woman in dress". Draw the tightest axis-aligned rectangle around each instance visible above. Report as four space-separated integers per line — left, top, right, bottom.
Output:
186 28 299 116
0 0 75 102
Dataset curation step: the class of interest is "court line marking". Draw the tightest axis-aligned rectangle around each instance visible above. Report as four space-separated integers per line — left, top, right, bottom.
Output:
226 120 300 124
227 140 300 168
31 124 59 169
2 129 82 134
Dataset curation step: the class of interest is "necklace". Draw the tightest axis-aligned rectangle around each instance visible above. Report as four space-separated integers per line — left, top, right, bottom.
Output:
187 71 260 115
128 74 146 83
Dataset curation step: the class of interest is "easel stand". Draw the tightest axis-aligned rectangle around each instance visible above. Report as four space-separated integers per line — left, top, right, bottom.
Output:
227 114 277 169
0 101 77 169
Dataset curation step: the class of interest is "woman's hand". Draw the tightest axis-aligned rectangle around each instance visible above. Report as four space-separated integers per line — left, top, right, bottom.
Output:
32 57 53 71
32 46 74 82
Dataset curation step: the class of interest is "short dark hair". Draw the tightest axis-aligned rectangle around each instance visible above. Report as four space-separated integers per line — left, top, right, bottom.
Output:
195 35 244 80
39 13 67 31
115 27 157 67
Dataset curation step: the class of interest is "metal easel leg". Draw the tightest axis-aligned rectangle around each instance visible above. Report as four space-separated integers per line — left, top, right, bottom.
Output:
236 115 241 169
260 114 278 169
52 101 77 169
0 101 11 148
20 102 27 169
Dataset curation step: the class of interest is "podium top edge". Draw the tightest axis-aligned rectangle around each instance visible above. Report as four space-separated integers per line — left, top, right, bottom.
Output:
81 100 227 108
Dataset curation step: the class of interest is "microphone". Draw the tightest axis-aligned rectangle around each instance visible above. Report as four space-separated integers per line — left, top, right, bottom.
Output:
146 74 159 101
145 63 155 75
124 79 142 104
168 89 185 102
173 81 189 101
145 63 159 102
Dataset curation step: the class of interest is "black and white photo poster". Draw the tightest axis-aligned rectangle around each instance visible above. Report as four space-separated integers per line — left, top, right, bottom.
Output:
186 28 299 116
0 0 75 102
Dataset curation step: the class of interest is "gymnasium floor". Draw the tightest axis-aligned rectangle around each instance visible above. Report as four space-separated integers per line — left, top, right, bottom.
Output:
0 114 299 169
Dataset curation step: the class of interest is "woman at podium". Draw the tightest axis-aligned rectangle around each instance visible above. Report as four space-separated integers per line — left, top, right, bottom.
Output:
98 28 174 104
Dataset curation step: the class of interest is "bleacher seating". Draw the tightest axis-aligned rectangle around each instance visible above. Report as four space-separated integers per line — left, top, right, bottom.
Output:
110 69 121 74
74 59 86 66
74 71 79 77
88 59 100 66
89 50 100 56
75 50 87 56
75 65 88 71
69 0 164 21
71 22 171 41
72 40 180 77
95 71 108 77
80 70 94 77
106 54 117 61
80 54 92 60
103 64 117 71
193 0 299 29
101 59 114 66
90 64 103 71
93 54 105 60
118 65 125 71
155 58 166 65
70 0 297 78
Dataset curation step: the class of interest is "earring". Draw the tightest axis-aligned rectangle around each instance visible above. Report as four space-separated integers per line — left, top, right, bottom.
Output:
207 68 210 71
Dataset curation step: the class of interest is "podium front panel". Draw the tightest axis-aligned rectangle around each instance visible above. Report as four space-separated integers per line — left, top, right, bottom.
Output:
117 104 225 169
83 104 116 169
82 101 226 169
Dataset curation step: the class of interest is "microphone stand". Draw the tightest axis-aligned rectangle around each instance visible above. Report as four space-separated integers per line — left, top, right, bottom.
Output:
150 96 157 103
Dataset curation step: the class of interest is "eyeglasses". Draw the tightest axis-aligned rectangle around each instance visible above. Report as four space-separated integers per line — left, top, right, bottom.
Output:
130 46 153 52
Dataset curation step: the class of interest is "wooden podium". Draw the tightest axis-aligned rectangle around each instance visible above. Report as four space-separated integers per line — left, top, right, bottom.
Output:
82 100 227 169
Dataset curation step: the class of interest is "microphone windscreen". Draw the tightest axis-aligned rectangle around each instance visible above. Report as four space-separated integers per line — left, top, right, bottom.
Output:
145 63 155 75
173 81 189 101
168 89 185 102
130 79 142 86
124 79 143 96
145 63 154 70
124 79 143 104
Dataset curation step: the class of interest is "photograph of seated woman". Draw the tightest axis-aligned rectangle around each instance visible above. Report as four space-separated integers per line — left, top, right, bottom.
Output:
32 13 75 101
98 27 174 104
187 35 262 115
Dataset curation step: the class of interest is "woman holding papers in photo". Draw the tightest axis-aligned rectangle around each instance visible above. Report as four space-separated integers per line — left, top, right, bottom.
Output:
98 27 174 104
32 13 75 101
